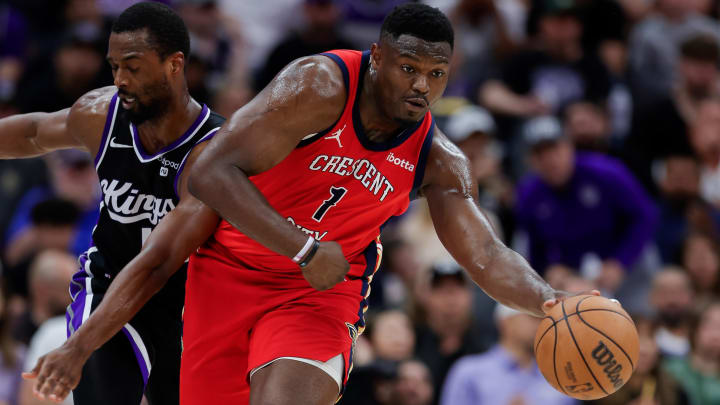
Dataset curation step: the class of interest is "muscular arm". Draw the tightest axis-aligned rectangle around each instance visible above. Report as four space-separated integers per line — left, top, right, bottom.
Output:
0 86 114 158
188 56 350 287
422 130 558 317
24 143 220 401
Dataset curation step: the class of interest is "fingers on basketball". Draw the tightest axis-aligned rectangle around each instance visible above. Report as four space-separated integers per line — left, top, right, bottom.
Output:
534 295 639 400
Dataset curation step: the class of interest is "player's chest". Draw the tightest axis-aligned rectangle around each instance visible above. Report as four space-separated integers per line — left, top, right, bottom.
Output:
257 137 420 206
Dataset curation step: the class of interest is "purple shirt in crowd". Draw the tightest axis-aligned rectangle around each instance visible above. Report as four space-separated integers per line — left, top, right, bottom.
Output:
515 152 658 273
440 345 578 405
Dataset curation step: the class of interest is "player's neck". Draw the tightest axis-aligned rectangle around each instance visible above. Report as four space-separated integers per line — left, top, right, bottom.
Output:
135 91 201 155
357 70 403 144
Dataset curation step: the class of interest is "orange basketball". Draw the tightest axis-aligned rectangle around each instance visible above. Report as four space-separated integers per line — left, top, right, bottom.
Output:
534 295 639 400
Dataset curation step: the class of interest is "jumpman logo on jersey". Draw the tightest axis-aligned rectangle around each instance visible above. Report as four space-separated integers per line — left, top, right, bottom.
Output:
324 125 346 148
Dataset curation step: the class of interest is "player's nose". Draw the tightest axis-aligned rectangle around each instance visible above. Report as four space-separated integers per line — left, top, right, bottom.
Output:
114 69 129 89
411 75 429 95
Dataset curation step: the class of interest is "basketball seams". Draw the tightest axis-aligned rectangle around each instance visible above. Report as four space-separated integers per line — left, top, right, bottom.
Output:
576 311 636 370
552 320 567 395
539 309 634 330
535 316 555 354
561 300 609 396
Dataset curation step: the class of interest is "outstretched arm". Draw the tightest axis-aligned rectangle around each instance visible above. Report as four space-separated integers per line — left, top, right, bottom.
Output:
0 86 115 158
189 56 350 290
422 129 562 317
22 142 220 402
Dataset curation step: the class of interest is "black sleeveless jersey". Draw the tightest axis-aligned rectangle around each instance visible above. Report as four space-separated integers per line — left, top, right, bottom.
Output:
82 92 225 286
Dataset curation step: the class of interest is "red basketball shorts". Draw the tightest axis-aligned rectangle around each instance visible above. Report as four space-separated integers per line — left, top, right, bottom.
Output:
179 245 367 405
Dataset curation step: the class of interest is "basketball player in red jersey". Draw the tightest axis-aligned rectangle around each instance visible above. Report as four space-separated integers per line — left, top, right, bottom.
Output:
182 4 593 405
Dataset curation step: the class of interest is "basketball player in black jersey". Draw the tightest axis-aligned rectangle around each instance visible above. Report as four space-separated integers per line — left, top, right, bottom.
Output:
0 3 223 404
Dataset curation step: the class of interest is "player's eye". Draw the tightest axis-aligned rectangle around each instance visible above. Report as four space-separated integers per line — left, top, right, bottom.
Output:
401 65 414 74
432 70 446 78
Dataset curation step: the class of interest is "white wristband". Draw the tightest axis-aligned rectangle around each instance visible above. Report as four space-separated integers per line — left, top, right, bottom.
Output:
292 236 316 263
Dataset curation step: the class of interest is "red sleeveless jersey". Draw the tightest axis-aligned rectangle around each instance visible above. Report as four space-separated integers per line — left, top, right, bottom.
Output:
208 50 435 279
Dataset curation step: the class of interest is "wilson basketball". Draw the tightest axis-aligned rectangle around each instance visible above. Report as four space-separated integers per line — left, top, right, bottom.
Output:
534 295 639 400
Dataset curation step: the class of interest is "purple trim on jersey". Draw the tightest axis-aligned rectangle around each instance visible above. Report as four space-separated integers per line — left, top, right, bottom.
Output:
94 93 119 167
410 117 435 200
121 328 150 387
131 104 209 160
173 127 220 198
67 289 86 338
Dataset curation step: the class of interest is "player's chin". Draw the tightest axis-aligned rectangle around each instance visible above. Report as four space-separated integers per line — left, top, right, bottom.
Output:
394 108 426 126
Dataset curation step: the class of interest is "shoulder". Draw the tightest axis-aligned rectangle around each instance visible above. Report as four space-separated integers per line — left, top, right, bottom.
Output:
422 126 473 193
69 86 116 120
576 152 631 179
65 86 116 149
269 55 346 102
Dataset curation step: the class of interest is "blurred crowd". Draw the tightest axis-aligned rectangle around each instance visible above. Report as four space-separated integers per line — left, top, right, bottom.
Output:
1 0 720 404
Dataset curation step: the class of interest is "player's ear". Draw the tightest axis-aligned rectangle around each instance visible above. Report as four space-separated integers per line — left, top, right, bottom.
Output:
370 43 381 70
169 52 185 75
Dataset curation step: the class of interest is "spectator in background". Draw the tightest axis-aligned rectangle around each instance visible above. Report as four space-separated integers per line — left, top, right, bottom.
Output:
368 239 422 310
4 150 99 267
12 250 76 346
18 251 74 405
514 116 658 302
440 304 576 405
444 104 514 239
629 0 720 107
480 0 611 118
14 25 108 114
0 158 48 255
575 0 628 60
368 310 415 363
653 155 720 263
681 233 720 307
689 98 720 209
0 278 24 405
564 101 614 153
414 263 487 404
650 268 695 358
628 34 720 194
441 0 518 98
254 0 355 92
176 0 233 104
664 301 720 405
340 359 397 405
0 3 27 109
590 315 689 405
391 359 434 405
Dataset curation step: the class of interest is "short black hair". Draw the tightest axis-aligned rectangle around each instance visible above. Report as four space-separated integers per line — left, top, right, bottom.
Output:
111 2 190 59
380 3 454 50
681 34 720 64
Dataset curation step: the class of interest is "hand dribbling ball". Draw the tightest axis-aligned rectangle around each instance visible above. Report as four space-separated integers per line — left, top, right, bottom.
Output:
534 295 639 400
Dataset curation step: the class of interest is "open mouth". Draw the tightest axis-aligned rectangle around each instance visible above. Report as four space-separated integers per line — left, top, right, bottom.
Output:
120 95 137 108
404 98 427 111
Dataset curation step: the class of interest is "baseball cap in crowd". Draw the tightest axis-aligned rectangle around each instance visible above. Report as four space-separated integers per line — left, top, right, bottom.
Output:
429 260 468 287
59 23 104 52
524 115 565 149
445 105 496 144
